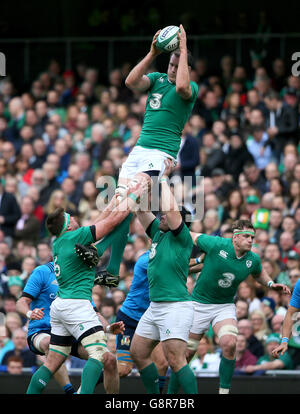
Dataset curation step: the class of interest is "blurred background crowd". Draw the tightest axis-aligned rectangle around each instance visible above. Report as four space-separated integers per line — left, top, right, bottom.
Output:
0 42 300 379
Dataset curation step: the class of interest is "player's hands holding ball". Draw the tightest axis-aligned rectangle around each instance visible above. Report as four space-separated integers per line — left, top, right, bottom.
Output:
177 24 187 51
150 30 162 57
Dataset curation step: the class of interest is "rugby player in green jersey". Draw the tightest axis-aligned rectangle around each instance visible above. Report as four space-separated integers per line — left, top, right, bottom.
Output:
129 169 198 394
26 173 150 394
92 24 199 288
167 219 290 394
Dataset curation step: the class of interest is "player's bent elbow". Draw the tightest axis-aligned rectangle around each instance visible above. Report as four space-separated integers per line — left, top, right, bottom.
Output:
176 86 192 100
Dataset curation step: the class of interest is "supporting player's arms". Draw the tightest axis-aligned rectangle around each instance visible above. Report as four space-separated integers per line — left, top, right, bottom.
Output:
272 306 298 358
136 211 156 232
189 231 203 246
176 24 193 100
252 268 291 295
125 30 161 92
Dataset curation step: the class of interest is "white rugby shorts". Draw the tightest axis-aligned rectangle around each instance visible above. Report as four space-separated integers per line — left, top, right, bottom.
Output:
135 301 194 342
190 302 236 335
50 297 102 340
119 146 176 179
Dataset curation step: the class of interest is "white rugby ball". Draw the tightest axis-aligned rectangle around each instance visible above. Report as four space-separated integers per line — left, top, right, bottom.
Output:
156 25 180 52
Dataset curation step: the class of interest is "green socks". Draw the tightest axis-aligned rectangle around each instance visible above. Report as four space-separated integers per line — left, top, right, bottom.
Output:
219 356 235 390
167 371 181 394
95 213 132 276
26 365 52 394
173 364 198 394
80 358 104 394
140 363 160 394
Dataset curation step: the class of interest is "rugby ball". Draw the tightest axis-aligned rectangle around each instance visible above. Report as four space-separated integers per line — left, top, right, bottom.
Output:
156 26 180 52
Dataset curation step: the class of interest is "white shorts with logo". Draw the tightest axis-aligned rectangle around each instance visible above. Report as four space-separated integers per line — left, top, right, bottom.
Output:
190 302 236 335
50 297 102 340
135 301 194 342
119 146 176 179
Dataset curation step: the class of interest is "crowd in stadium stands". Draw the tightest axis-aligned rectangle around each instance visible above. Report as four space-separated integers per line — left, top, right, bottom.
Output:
0 53 300 379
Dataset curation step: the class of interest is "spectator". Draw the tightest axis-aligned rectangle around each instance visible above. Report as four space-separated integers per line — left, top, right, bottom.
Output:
246 125 273 170
249 309 271 342
237 319 264 359
6 355 23 375
235 333 258 373
237 280 261 313
1 328 37 369
244 333 293 375
199 131 225 177
264 91 299 161
14 196 41 244
223 134 254 182
260 296 276 330
189 335 221 376
0 181 21 242
235 298 249 321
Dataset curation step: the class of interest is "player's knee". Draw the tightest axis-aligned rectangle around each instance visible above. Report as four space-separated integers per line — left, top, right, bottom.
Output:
118 362 133 378
103 351 117 372
218 325 238 356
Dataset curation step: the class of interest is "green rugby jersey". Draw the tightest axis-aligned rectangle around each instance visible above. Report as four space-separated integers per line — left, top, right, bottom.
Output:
146 218 193 302
191 235 262 304
136 72 198 159
52 226 96 300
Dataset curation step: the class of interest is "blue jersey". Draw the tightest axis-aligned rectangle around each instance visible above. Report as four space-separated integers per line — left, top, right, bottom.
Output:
23 262 98 337
290 280 300 309
120 251 150 321
22 262 57 336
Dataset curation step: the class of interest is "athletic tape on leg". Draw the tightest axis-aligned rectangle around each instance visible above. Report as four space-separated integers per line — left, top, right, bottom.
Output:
217 325 238 339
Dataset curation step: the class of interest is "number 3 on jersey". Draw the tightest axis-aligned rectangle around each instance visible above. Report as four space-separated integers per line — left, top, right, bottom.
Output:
54 256 61 279
218 272 235 288
149 93 163 109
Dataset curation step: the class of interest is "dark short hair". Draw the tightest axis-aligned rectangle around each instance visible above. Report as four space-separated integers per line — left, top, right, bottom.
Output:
46 207 65 236
231 219 255 233
171 49 194 68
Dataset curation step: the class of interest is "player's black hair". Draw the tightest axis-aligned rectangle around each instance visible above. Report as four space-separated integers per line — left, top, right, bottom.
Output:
171 49 194 68
46 207 65 236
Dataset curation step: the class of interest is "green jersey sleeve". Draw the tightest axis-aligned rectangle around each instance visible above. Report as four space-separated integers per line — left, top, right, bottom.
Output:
251 255 263 277
73 226 96 245
146 72 162 89
196 234 221 253
146 218 161 240
171 221 192 246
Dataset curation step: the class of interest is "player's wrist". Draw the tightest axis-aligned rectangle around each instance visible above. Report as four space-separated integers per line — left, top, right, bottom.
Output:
267 280 274 288
281 337 289 344
105 325 111 334
26 310 33 320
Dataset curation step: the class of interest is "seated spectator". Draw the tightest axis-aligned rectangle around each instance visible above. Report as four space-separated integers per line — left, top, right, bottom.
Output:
14 195 41 244
260 296 276 330
221 189 244 225
0 324 13 365
244 333 293 375
237 280 261 314
1 328 37 369
6 355 23 375
249 309 271 342
99 298 116 324
235 298 249 321
235 333 258 373
189 336 221 376
199 131 225 177
0 182 21 242
237 319 265 359
202 209 221 237
246 125 273 170
271 313 284 334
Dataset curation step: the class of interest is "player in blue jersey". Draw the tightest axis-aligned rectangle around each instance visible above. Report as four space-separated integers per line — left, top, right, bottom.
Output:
115 250 168 393
272 278 300 359
16 261 124 394
16 262 75 394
